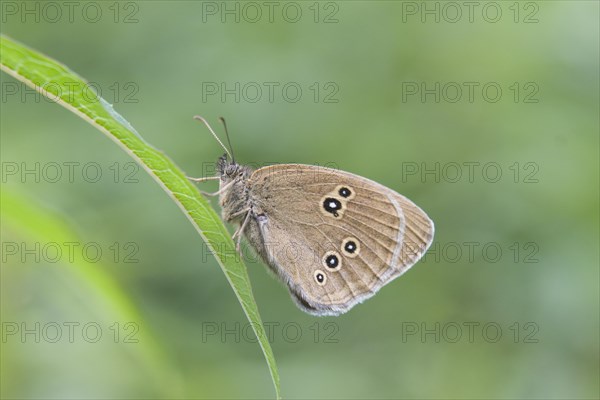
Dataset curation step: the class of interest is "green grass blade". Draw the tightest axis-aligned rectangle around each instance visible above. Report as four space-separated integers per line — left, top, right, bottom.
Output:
1 189 185 397
0 34 280 399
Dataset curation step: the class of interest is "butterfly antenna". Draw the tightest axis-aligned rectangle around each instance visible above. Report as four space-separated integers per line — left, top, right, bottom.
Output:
219 117 236 164
193 115 232 159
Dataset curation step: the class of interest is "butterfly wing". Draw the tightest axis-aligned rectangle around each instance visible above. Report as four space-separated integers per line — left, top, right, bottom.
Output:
246 164 434 316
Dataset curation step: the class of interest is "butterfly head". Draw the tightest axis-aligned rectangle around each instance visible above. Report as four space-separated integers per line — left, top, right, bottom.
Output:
217 153 249 180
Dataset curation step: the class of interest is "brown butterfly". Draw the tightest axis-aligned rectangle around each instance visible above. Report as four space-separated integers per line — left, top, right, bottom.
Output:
191 117 434 316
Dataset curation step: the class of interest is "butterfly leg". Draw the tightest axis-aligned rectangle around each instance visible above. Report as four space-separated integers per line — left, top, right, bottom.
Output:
190 178 235 197
231 209 251 253
187 176 219 183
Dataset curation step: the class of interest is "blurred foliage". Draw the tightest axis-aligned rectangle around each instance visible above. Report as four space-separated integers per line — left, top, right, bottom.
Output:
1 1 598 399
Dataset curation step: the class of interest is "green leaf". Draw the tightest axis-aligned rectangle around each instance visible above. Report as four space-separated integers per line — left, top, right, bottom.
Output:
0 34 280 399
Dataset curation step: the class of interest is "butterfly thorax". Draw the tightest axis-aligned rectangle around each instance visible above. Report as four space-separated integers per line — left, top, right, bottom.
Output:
217 155 254 223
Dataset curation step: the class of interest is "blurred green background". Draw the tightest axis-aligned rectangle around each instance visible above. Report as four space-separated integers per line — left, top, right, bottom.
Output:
1 1 598 399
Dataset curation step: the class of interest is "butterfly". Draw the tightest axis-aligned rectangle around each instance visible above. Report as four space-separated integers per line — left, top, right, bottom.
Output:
191 117 434 316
